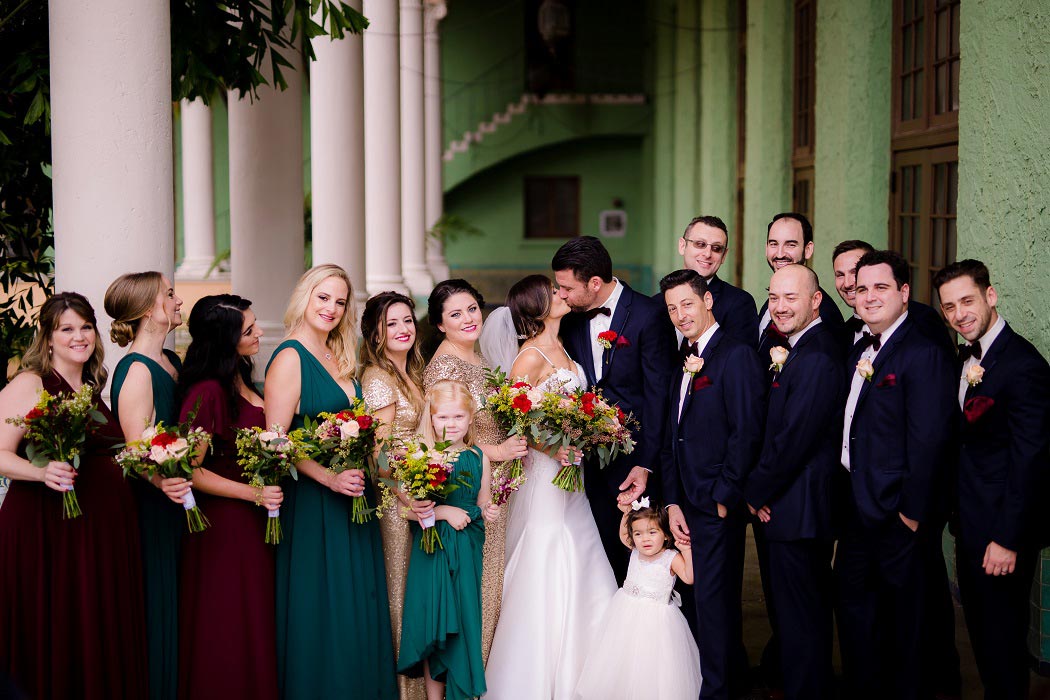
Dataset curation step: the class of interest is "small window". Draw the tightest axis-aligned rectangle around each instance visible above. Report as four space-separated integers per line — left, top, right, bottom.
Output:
525 176 580 239
791 0 816 227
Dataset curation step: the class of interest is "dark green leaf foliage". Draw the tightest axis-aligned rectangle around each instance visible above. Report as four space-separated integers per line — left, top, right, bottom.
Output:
0 1 54 387
171 0 369 104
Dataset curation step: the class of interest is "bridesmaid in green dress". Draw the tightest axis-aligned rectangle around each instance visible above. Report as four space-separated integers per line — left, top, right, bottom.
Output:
105 271 189 700
398 380 499 700
264 265 397 700
359 291 427 700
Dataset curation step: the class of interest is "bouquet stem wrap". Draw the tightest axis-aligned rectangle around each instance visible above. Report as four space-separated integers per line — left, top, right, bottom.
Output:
181 488 210 533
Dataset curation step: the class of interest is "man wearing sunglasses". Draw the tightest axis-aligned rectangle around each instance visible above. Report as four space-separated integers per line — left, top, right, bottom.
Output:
676 215 758 346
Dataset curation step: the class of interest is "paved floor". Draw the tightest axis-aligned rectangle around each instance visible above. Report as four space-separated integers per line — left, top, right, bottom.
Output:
739 526 1050 700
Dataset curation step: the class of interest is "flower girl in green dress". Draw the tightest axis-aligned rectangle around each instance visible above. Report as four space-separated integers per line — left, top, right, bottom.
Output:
397 380 499 700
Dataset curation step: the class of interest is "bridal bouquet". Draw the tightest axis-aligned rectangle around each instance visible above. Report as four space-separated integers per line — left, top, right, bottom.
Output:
386 437 469 553
535 388 636 493
6 384 107 519
484 368 544 480
236 425 308 544
303 400 383 524
117 421 212 532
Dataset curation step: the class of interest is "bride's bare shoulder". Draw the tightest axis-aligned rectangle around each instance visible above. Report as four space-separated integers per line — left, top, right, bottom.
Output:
511 346 553 385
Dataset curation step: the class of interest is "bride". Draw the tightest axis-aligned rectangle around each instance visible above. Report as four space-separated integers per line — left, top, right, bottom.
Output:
482 275 617 700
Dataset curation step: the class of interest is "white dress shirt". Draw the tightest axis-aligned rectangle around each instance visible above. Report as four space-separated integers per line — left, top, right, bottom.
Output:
678 322 720 421
758 306 771 344
958 314 1005 408
841 311 909 470
589 279 625 383
850 314 868 345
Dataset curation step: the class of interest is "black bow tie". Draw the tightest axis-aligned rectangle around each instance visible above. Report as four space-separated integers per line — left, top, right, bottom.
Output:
763 320 788 344
679 337 696 361
958 343 982 362
845 316 865 335
859 331 882 351
585 306 611 320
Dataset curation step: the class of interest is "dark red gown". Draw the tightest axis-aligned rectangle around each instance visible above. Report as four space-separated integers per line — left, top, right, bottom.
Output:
0 371 149 699
176 380 278 700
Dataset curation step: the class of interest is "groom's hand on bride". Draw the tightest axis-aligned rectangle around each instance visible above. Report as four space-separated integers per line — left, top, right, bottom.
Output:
667 505 690 546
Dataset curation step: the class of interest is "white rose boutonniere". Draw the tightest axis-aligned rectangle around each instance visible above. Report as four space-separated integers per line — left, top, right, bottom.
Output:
965 364 985 387
769 346 789 373
683 355 704 376
856 358 875 381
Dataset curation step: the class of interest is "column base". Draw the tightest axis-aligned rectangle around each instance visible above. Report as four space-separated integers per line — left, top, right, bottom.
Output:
366 275 410 297
402 263 435 297
175 255 227 281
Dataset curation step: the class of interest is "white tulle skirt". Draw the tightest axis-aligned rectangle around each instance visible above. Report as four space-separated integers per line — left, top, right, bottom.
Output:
574 589 702 700
484 448 617 699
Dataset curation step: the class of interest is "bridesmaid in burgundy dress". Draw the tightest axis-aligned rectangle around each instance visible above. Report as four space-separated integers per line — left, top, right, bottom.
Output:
175 294 282 700
0 292 148 699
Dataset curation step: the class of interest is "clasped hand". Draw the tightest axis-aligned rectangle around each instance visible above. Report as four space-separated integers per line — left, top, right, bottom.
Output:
41 460 76 493
327 468 366 498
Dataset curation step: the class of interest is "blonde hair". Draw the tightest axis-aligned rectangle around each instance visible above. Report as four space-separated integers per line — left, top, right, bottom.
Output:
417 379 475 447
104 271 165 346
283 264 358 380
20 292 108 387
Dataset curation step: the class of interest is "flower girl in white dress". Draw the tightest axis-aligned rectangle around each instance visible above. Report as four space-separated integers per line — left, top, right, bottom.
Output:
574 499 702 700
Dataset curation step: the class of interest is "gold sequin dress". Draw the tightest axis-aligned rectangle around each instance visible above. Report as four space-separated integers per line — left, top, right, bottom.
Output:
423 352 509 664
361 366 424 700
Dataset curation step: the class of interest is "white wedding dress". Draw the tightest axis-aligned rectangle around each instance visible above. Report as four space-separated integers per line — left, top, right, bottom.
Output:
484 362 618 700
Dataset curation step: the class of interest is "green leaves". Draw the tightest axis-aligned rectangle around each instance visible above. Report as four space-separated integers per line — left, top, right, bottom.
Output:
172 0 370 104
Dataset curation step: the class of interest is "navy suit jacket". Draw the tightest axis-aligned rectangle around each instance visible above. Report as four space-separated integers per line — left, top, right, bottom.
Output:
663 327 766 515
758 285 843 354
845 316 958 528
956 323 1050 553
745 322 845 541
562 283 678 488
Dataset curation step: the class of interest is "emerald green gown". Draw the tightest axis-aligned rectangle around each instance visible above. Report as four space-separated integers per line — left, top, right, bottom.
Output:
398 446 487 700
110 350 184 700
267 340 397 700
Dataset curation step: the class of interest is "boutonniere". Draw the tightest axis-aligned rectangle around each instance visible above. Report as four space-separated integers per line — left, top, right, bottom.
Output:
692 375 713 391
965 364 985 387
768 346 789 373
963 395 995 424
856 358 874 381
597 330 629 350
683 354 704 376
876 373 897 388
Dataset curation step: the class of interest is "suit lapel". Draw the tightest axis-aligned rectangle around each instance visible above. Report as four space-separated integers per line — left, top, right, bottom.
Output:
680 327 723 422
600 285 634 383
964 323 1010 403
574 316 597 388
780 323 818 373
855 322 909 409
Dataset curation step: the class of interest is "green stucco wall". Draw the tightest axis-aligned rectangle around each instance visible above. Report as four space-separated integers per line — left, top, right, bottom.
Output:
649 0 677 279
741 0 792 303
444 137 649 299
812 0 891 312
957 0 1050 358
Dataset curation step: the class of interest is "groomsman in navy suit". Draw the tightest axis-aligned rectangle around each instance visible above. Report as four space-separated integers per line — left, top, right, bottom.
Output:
757 213 843 353
832 239 962 698
934 260 1050 700
660 268 765 700
832 239 954 355
553 236 677 582
676 215 758 346
745 265 843 700
836 250 958 700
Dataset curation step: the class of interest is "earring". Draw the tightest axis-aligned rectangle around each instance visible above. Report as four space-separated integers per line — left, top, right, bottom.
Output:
145 315 157 334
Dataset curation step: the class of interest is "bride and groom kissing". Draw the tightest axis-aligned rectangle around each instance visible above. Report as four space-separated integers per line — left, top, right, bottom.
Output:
483 236 689 699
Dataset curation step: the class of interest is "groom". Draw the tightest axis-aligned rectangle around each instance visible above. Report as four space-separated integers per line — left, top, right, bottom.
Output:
552 236 677 582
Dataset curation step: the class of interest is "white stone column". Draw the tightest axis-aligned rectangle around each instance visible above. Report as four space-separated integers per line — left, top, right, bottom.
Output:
50 0 175 388
176 99 218 280
364 0 409 294
310 1 369 305
423 0 451 281
228 37 305 377
400 0 435 296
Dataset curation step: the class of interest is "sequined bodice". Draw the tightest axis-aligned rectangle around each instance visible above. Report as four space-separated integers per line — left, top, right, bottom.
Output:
361 366 420 442
423 353 506 449
622 549 678 604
